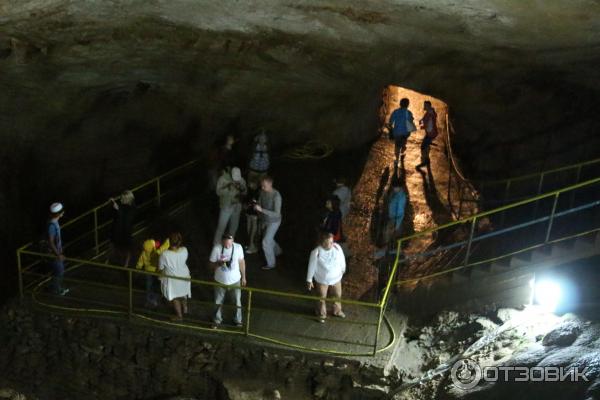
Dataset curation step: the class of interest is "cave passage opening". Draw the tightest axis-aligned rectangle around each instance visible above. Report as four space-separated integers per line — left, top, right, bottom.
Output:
378 85 456 234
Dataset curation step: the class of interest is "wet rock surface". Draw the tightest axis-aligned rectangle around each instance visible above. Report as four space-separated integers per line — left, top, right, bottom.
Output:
390 307 600 400
542 320 583 347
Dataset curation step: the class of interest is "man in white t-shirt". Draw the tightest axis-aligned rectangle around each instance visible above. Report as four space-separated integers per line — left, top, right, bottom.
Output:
209 234 246 328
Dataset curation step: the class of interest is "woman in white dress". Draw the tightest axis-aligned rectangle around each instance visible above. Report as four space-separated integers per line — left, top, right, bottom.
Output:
158 232 191 320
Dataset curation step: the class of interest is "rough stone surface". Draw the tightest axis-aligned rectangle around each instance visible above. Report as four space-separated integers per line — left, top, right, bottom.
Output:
542 320 583 347
0 300 392 400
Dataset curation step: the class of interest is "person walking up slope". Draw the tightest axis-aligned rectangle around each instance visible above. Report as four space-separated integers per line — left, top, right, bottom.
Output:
388 98 416 165
417 100 439 169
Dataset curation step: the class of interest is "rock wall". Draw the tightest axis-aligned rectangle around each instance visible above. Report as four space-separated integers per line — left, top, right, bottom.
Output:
2 0 600 301
0 300 397 400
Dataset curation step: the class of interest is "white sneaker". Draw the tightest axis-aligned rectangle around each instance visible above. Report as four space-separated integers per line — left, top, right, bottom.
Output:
246 246 258 254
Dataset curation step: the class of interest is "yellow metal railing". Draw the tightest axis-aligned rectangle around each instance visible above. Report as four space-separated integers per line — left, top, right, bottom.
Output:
16 158 396 356
393 175 600 285
18 250 396 356
445 114 600 219
17 159 199 296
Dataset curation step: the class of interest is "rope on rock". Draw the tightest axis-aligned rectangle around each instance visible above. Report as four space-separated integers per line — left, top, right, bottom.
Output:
281 140 334 160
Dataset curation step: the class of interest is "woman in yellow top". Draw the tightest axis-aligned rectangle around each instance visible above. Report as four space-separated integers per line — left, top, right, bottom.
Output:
136 238 170 307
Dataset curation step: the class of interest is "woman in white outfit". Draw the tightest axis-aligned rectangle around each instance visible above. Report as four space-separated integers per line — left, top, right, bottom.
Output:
306 231 346 323
159 232 191 321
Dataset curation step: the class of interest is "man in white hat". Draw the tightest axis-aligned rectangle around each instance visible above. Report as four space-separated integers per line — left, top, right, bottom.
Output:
48 202 69 295
213 166 247 245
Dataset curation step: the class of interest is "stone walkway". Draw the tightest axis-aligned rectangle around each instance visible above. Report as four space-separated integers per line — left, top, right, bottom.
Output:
27 89 478 357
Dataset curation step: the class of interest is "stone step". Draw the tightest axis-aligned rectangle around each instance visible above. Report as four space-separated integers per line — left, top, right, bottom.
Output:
550 242 572 258
427 272 454 289
470 263 491 279
509 253 531 268
594 231 600 248
531 247 553 262
451 269 471 285
490 258 512 273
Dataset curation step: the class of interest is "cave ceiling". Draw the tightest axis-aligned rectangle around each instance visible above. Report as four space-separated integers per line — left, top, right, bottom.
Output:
1 0 599 172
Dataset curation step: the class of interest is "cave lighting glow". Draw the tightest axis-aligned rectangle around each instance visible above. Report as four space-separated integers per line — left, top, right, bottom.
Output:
533 279 563 312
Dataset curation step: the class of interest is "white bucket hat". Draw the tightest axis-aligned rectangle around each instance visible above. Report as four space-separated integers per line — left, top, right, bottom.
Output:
49 202 64 213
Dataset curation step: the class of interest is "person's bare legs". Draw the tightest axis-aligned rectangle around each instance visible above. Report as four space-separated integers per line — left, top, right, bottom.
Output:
171 298 183 320
330 281 344 317
315 283 329 320
182 297 188 314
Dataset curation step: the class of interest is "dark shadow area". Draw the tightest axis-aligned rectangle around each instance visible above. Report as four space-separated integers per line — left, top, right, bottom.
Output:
418 163 453 229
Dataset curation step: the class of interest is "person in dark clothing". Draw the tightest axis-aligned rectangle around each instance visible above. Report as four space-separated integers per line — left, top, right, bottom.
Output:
321 196 344 243
110 190 136 266
388 97 416 165
47 202 69 295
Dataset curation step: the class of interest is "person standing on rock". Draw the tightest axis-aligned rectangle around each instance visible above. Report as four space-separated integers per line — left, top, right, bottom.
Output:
387 180 407 243
306 231 346 323
158 232 191 321
254 175 282 270
388 97 416 165
209 234 246 328
417 100 439 169
213 167 247 245
47 202 69 296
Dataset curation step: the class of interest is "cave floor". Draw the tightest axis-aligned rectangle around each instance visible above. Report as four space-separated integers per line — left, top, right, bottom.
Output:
29 118 474 357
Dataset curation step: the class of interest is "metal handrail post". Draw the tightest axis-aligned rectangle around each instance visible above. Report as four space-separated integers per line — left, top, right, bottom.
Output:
373 304 385 356
479 182 486 210
499 180 511 227
545 193 560 243
457 179 464 219
463 217 477 266
128 269 133 316
17 249 24 298
93 209 99 255
570 164 583 208
532 173 545 218
446 132 452 207
245 290 253 336
536 172 546 195
156 178 162 208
